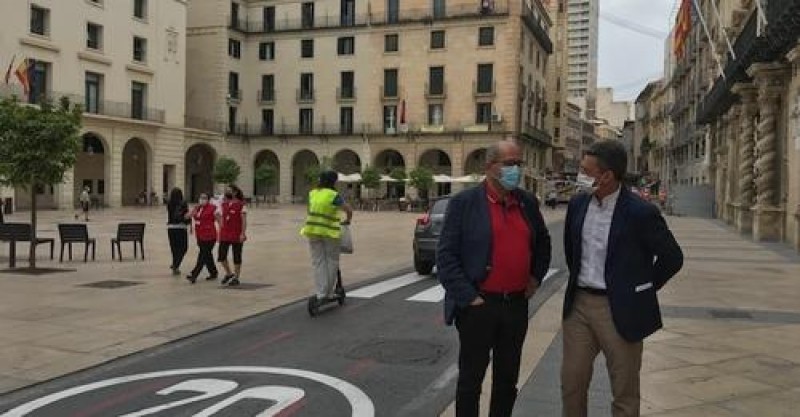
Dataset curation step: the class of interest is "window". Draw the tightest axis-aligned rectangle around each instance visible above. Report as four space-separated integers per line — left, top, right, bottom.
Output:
477 63 493 94
263 6 275 31
261 74 274 102
428 66 444 96
433 0 446 19
430 30 445 49
28 60 49 104
341 0 356 26
340 107 354 134
262 109 274 135
476 102 492 124
85 72 102 114
554 127 560 138
131 81 147 120
300 108 314 134
230 2 240 29
384 34 399 52
340 71 354 99
87 23 103 50
301 2 315 28
383 105 397 133
337 37 355 55
300 73 314 100
133 36 147 62
428 104 444 125
30 5 49 36
259 42 275 60
133 0 147 19
383 69 398 98
229 72 240 99
478 27 494 46
228 39 241 59
228 106 237 133
301 39 314 58
387 0 399 23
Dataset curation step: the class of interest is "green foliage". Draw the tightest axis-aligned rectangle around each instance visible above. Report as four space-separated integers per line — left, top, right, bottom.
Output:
304 155 333 186
360 165 381 190
389 167 407 181
254 162 277 193
408 167 434 191
213 156 241 185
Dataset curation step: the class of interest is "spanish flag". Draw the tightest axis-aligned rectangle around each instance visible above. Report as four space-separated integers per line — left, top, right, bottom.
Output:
673 0 692 58
14 58 31 95
3 54 15 84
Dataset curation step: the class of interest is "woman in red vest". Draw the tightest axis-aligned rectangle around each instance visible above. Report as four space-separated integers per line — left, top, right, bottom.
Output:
218 185 247 286
186 193 219 283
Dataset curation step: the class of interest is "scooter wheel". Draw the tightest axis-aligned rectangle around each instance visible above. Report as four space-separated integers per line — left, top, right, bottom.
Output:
307 296 319 317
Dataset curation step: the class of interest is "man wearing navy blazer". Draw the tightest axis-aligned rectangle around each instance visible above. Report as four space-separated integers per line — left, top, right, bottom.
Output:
438 140 551 417
561 140 683 417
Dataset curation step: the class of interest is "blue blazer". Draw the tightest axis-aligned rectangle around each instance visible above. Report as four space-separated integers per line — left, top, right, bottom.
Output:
564 187 683 342
437 184 552 325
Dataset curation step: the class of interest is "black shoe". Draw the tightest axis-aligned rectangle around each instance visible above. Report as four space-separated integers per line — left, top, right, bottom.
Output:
171 267 180 276
228 278 240 286
221 274 235 285
186 275 197 284
205 275 218 281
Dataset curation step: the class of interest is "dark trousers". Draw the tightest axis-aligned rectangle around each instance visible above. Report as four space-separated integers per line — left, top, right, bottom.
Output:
190 241 218 278
168 228 188 269
455 295 529 417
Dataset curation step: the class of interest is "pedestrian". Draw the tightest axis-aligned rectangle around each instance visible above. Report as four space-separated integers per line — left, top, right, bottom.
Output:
75 186 90 221
300 170 353 302
561 140 683 417
437 140 552 417
546 189 558 209
217 185 247 286
166 187 190 276
186 192 219 283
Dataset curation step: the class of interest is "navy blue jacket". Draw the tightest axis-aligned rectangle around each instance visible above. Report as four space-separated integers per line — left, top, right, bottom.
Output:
564 187 684 342
437 184 552 325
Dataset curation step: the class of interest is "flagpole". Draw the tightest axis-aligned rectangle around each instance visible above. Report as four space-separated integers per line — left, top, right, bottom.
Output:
690 0 725 79
708 0 735 59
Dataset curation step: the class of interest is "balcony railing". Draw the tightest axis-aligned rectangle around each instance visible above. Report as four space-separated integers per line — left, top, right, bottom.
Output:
296 88 315 104
227 2 508 34
257 89 275 104
380 85 400 100
336 87 357 102
228 89 242 102
521 124 553 147
473 81 496 97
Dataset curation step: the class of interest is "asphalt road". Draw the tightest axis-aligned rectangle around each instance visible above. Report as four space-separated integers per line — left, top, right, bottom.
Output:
0 220 566 417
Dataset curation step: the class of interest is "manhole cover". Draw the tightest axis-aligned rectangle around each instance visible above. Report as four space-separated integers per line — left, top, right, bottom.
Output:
80 280 143 289
345 338 447 365
710 309 753 319
219 283 273 291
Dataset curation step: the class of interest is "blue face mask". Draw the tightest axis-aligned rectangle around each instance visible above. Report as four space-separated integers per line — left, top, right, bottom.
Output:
498 165 522 190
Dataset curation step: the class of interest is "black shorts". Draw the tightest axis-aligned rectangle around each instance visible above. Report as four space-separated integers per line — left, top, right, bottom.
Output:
81 201 89 212
217 241 243 264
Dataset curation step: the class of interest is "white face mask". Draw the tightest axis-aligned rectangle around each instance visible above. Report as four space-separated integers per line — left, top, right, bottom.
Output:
576 173 598 192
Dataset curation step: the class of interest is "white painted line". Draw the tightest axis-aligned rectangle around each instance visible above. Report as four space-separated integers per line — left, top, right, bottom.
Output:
406 284 445 302
348 273 427 299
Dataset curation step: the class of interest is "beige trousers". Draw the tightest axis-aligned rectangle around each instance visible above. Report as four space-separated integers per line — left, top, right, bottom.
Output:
561 291 643 417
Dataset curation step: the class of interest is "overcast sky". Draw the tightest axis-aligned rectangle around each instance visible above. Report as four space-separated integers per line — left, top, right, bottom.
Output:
598 0 676 101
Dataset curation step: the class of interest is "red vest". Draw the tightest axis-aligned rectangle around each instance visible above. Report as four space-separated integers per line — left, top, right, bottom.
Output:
193 204 217 242
219 200 245 242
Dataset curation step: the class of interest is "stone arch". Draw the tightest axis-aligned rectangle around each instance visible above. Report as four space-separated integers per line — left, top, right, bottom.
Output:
73 132 110 207
464 148 488 176
332 149 362 174
418 148 453 197
253 149 280 198
292 149 319 200
121 137 152 206
185 143 217 202
373 148 406 198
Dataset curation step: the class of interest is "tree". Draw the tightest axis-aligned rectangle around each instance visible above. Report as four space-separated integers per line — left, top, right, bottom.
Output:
303 156 332 186
0 96 82 269
360 165 381 200
408 167 434 201
254 162 277 200
213 156 241 186
388 167 406 199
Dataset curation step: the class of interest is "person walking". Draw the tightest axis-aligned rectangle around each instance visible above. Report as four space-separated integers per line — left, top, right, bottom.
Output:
186 193 219 283
561 140 683 417
300 170 353 302
437 140 552 417
166 187 190 276
217 185 247 286
75 186 91 221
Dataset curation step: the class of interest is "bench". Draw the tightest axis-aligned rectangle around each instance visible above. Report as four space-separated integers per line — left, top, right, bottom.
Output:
111 222 145 261
0 223 55 268
58 223 96 262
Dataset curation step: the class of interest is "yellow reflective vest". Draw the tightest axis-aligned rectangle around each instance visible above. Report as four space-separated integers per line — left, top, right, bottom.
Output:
300 188 341 239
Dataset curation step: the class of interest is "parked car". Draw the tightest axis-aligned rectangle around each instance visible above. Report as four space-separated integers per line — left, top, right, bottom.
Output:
412 196 450 275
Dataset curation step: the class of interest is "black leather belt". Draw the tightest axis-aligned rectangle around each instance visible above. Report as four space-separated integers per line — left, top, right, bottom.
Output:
480 290 526 303
578 286 608 296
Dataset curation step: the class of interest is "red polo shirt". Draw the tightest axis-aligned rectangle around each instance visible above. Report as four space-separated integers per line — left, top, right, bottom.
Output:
480 182 532 293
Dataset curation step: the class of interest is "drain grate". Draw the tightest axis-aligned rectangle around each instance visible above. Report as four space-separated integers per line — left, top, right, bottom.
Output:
709 309 753 319
220 283 273 291
80 280 143 289
345 338 448 366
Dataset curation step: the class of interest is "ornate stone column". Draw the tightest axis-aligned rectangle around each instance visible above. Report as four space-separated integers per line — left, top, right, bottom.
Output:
722 106 741 224
731 83 758 234
748 63 789 241
786 44 800 252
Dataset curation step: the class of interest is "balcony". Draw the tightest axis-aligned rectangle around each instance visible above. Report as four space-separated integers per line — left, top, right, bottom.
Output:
336 87 357 102
521 124 553 147
473 81 496 98
257 89 275 105
521 3 553 54
425 83 447 100
227 89 242 103
296 88 315 104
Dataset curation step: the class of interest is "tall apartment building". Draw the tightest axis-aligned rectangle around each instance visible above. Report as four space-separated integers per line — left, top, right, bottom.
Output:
565 0 597 118
0 0 187 209
185 0 554 201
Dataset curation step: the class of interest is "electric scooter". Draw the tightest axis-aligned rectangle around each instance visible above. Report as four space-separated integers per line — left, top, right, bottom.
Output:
307 268 346 317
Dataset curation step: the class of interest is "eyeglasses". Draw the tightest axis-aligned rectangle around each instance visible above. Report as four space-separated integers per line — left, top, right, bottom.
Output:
496 160 524 167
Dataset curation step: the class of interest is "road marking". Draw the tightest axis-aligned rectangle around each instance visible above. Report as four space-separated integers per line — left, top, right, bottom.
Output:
404 268 560 303
348 272 427 299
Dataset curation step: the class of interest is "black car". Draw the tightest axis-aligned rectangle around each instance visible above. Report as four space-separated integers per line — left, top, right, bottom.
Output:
412 196 450 275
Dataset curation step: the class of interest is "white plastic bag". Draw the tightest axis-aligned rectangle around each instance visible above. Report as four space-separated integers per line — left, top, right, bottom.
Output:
340 224 354 254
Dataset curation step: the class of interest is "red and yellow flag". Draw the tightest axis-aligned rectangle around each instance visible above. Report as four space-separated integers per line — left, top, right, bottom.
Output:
14 58 31 94
673 0 692 57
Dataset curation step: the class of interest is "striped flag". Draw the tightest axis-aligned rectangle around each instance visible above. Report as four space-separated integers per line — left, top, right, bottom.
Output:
3 54 15 84
673 0 692 57
14 58 31 94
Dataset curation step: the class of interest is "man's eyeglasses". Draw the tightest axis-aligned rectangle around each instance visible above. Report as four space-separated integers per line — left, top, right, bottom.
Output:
497 160 524 167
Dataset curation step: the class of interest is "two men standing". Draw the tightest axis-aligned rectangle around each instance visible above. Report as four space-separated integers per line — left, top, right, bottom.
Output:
438 140 683 417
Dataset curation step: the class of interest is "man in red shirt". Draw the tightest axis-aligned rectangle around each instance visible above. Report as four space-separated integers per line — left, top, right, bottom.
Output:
438 140 552 417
